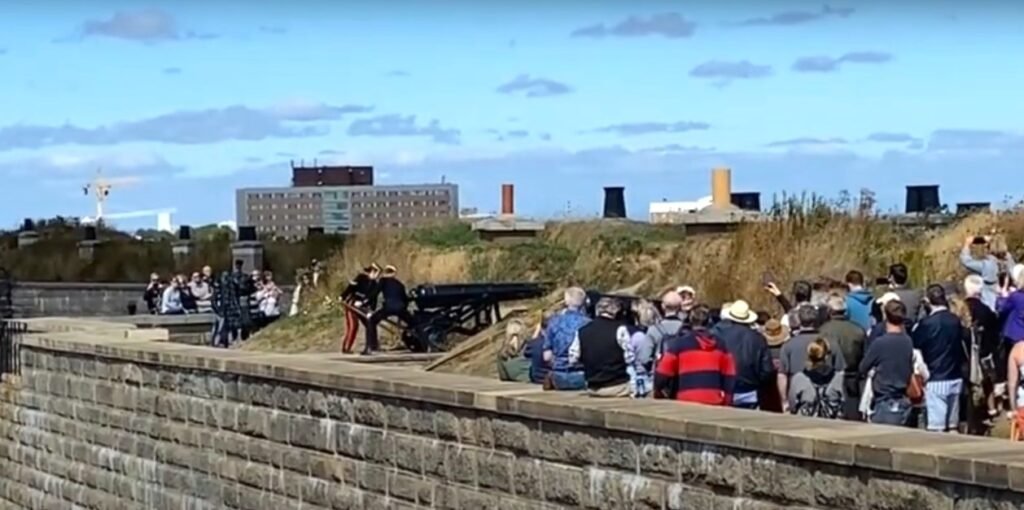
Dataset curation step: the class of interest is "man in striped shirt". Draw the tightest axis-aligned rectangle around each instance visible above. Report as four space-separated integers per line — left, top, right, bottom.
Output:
654 305 737 406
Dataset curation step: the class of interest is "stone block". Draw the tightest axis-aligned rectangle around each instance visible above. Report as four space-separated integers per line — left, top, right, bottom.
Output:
289 415 334 453
477 450 514 492
741 456 813 505
443 442 479 486
539 463 585 506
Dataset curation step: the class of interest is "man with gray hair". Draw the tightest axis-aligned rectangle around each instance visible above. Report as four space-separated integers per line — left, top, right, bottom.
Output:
648 290 687 359
963 273 1002 429
542 287 591 390
819 291 866 420
568 297 632 397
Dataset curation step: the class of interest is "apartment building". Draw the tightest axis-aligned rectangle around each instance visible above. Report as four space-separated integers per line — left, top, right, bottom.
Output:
235 183 459 238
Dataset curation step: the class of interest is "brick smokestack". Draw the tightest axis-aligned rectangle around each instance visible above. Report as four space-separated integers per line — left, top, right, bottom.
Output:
711 167 732 208
501 184 514 216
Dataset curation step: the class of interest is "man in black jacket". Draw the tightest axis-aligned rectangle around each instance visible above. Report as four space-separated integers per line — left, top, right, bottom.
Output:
964 274 1003 432
363 265 415 355
340 263 380 353
572 297 631 397
715 300 774 409
912 284 967 432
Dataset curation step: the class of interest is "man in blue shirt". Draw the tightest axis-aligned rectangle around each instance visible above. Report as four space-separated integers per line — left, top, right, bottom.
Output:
542 287 591 390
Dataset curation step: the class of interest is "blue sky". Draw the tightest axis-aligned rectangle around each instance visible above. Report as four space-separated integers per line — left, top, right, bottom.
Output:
1 1 1022 230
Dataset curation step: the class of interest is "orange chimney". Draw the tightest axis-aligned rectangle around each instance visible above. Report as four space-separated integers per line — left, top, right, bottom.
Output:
711 167 732 208
501 184 515 215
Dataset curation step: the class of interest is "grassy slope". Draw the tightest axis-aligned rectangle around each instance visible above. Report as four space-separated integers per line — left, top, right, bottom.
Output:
245 209 1024 355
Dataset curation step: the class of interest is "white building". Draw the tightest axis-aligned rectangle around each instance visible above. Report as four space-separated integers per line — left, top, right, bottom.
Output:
649 196 714 224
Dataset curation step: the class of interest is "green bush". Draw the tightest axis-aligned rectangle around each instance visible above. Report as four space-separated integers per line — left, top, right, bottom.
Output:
409 222 478 249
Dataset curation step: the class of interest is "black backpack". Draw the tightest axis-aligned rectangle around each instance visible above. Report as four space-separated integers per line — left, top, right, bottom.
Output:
797 382 842 419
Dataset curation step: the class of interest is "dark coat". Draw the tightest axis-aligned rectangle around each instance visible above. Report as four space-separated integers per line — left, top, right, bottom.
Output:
714 321 775 395
212 272 243 331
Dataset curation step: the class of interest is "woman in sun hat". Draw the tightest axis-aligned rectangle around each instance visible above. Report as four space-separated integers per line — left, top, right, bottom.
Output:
758 318 790 413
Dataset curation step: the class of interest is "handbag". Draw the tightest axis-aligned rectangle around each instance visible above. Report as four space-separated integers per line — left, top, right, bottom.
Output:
907 372 925 404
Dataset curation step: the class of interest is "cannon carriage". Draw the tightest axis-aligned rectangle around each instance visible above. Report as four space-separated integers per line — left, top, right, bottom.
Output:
400 282 548 352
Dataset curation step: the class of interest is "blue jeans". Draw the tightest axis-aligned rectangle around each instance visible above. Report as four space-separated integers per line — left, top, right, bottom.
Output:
733 390 759 409
925 379 963 432
550 370 586 391
212 316 238 348
871 397 911 426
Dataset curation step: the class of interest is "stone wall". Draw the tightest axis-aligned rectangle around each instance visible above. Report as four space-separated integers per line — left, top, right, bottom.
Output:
2 325 1024 509
10 282 294 317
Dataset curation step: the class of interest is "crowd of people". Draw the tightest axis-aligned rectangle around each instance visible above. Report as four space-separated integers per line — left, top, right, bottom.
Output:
497 235 1024 434
142 261 290 347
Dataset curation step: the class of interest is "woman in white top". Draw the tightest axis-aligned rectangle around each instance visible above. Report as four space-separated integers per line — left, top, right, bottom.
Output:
257 273 283 326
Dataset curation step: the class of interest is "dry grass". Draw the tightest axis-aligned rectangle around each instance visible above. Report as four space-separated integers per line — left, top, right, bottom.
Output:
248 209 1024 355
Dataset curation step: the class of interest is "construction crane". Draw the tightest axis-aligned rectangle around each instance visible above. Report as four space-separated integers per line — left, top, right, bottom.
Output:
82 208 177 232
82 168 140 221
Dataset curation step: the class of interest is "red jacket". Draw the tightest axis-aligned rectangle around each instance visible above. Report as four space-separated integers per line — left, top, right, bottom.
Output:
654 329 736 405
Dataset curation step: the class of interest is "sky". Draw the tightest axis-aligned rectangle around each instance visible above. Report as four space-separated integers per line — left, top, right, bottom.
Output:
1 0 1023 230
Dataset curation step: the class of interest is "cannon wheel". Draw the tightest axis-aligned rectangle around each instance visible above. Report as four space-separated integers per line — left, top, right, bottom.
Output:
400 324 448 353
420 324 449 353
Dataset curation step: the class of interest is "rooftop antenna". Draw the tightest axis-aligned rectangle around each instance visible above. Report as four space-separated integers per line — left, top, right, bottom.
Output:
441 174 447 184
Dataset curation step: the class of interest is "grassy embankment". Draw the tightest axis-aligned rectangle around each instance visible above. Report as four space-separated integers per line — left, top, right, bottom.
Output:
244 201 1024 355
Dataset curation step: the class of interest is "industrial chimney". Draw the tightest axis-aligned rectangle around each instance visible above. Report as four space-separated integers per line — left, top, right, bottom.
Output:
711 167 732 208
603 187 626 219
501 184 515 216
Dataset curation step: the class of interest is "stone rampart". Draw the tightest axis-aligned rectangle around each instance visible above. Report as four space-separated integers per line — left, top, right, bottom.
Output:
2 324 1024 509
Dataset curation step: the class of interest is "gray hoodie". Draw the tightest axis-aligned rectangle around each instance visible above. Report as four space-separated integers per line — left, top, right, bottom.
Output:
787 365 845 415
648 315 686 359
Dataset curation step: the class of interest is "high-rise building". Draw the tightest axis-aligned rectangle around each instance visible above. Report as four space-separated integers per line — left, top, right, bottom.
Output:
235 183 459 239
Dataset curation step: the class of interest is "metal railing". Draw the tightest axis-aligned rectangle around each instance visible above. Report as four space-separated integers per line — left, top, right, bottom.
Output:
0 320 25 377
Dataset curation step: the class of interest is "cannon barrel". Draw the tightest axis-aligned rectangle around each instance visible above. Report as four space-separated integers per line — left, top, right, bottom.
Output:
411 282 547 309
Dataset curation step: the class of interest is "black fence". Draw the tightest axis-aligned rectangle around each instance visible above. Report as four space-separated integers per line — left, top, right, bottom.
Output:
0 320 24 377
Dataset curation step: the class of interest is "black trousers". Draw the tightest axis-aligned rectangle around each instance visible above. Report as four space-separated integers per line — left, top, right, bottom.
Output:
365 307 415 352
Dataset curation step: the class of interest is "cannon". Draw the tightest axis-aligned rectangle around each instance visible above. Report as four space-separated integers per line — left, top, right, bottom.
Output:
402 282 548 352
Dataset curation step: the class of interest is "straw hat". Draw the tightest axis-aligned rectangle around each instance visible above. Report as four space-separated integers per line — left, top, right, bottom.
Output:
762 319 789 346
725 300 758 324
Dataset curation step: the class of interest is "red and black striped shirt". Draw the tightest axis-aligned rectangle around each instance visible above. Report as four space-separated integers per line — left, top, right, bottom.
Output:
654 329 736 406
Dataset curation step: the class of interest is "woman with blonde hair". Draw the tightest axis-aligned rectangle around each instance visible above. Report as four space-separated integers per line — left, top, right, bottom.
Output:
622 300 662 398
787 338 844 418
497 319 532 383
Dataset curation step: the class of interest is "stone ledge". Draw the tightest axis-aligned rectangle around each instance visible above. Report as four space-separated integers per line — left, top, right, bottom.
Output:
18 329 1024 493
